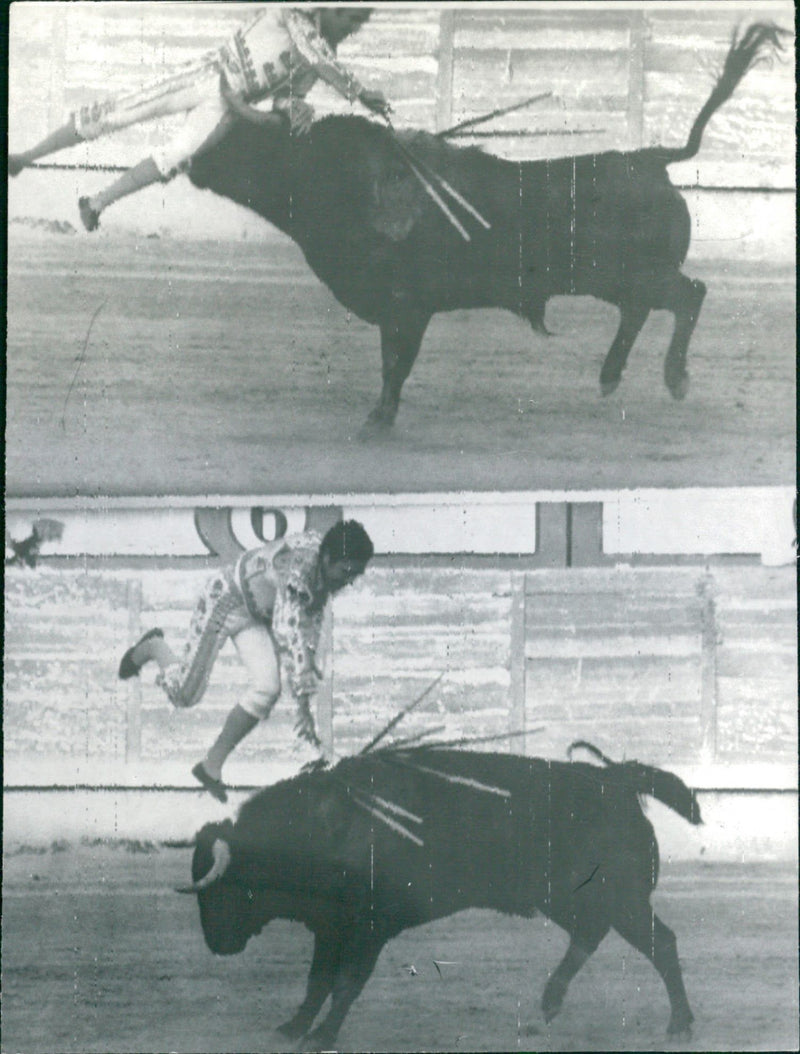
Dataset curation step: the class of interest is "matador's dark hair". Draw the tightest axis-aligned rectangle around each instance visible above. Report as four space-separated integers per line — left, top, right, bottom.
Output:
314 7 373 25
333 7 373 20
320 520 374 564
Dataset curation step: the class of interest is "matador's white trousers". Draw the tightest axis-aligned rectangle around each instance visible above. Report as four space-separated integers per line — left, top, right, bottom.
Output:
72 56 230 177
156 570 281 720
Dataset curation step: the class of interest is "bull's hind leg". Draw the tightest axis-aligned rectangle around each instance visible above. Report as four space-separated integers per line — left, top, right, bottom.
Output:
599 300 651 395
359 309 430 441
541 931 607 1023
656 273 707 401
613 905 694 1037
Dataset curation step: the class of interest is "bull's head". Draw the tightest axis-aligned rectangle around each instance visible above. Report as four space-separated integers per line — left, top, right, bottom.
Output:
176 821 265 956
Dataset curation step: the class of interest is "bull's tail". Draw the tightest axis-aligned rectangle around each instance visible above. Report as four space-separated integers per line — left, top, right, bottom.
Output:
656 21 789 165
568 740 702 825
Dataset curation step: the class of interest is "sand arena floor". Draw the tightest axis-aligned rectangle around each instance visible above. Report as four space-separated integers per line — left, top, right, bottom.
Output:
5 235 795 497
2 840 797 1053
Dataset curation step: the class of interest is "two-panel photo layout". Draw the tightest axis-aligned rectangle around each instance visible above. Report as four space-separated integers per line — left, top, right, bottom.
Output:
4 4 797 1052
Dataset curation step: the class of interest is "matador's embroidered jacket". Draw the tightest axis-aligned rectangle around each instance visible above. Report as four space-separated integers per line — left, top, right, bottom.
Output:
221 7 367 105
233 531 328 697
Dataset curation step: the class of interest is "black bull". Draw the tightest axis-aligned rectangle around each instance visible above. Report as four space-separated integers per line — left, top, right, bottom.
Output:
188 23 786 439
181 745 702 1049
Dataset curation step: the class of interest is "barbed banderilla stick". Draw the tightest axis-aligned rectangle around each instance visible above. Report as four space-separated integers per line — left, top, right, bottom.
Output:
374 109 491 240
389 723 448 750
404 141 492 231
391 132 491 237
360 671 447 755
420 727 546 751
396 147 472 241
436 91 553 139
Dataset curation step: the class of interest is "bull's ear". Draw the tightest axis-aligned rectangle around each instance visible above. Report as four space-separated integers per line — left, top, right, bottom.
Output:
196 818 236 851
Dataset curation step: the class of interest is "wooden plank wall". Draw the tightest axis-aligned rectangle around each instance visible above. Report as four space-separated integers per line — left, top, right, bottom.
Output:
448 6 794 182
519 568 708 763
4 562 796 782
9 4 793 184
328 567 512 756
448 8 635 159
713 567 798 761
3 572 132 760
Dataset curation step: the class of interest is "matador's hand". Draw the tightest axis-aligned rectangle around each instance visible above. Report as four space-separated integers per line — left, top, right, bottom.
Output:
293 666 321 698
294 701 321 749
282 98 315 135
359 89 392 120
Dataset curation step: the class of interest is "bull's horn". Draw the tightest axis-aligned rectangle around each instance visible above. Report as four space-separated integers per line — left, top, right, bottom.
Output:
219 72 279 126
175 838 231 893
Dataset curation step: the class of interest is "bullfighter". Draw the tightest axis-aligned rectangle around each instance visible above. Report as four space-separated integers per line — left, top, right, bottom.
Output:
118 520 374 802
8 6 390 231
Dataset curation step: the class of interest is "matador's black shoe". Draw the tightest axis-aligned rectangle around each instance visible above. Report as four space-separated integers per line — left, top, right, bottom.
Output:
8 154 26 177
78 196 100 232
118 627 164 680
192 762 228 804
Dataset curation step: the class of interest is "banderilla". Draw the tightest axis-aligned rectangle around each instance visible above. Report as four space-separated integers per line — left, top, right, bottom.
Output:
365 98 491 242
436 91 553 139
360 671 447 755
387 126 492 241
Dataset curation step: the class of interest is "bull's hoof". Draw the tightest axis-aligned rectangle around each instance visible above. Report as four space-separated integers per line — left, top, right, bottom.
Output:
600 376 621 397
542 1001 561 1024
666 1023 693 1043
541 982 565 1024
665 372 690 401
299 1025 338 1053
276 1017 308 1040
357 414 393 443
666 1025 692 1042
666 1011 694 1039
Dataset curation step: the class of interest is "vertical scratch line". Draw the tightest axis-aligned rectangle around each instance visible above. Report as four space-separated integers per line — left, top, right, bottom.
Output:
60 298 107 432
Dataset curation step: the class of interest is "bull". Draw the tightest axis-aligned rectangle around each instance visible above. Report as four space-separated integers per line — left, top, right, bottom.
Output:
179 742 702 1050
188 23 787 439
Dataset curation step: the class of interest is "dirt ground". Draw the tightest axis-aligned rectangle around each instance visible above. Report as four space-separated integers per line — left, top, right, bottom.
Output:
5 234 795 498
1 841 797 1054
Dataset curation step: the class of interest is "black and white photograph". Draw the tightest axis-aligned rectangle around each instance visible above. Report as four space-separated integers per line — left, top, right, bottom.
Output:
3 4 797 1053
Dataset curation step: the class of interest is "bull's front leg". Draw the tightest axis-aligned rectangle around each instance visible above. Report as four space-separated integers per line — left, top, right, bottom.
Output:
277 927 342 1040
358 306 430 441
300 934 386 1051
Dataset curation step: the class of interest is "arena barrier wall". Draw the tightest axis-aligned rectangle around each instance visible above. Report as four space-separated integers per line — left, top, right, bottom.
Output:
4 540 796 858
